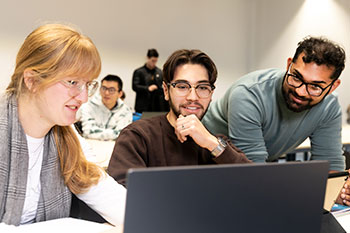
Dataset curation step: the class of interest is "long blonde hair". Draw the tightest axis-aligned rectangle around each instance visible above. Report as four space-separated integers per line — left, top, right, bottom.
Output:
6 23 103 194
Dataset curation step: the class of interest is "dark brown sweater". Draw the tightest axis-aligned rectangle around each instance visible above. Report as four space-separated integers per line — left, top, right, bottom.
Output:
107 114 251 186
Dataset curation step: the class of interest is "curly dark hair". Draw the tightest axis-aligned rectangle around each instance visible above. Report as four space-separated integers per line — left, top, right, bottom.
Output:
292 36 346 80
162 49 217 85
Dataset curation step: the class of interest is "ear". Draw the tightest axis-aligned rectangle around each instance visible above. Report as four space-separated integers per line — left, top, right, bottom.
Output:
163 81 169 101
23 69 38 92
118 90 123 98
286 57 293 70
328 79 341 95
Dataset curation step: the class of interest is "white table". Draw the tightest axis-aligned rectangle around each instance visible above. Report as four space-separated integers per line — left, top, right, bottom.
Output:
333 211 350 231
85 139 116 168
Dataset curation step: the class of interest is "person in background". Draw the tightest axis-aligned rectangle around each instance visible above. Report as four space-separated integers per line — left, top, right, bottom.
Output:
132 48 169 113
0 23 126 226
108 49 251 186
79 74 132 140
202 36 350 205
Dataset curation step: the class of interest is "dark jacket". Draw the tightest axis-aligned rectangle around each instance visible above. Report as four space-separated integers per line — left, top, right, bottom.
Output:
132 64 169 113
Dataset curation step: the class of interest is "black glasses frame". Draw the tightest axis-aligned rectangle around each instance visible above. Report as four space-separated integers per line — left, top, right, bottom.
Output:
167 81 215 98
286 64 336 97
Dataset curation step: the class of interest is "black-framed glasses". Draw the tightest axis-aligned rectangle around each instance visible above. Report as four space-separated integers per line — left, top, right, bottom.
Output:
100 86 117 94
60 80 99 97
286 64 335 97
167 81 215 98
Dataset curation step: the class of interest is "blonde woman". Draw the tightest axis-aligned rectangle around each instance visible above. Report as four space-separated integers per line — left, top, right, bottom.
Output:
0 23 125 226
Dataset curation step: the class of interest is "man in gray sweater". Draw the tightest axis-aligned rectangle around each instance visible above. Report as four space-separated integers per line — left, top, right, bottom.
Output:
203 37 350 205
204 36 345 169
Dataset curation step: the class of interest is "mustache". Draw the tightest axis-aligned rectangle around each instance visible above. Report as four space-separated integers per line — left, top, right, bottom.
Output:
289 90 310 101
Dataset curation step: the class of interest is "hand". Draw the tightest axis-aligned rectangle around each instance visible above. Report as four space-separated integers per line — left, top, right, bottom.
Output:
148 84 158 92
174 114 218 151
338 170 350 206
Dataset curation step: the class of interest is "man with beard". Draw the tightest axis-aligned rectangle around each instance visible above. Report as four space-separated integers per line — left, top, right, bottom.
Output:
107 49 251 186
202 36 346 172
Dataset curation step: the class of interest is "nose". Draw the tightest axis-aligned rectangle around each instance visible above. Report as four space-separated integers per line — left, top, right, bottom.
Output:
186 87 199 101
75 88 89 103
294 83 308 97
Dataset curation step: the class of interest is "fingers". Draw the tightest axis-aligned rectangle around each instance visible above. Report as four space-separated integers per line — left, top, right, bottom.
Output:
175 114 213 148
340 183 350 206
175 115 188 143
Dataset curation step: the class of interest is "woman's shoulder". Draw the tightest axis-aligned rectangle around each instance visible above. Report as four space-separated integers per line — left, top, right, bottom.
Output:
0 94 12 117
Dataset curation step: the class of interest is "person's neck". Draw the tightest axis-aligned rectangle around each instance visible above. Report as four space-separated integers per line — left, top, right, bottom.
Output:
104 100 118 110
18 95 52 138
145 63 154 70
166 111 177 127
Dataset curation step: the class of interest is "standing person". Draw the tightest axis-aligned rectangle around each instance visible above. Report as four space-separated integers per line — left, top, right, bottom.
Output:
202 36 350 205
132 48 169 113
203 36 345 169
108 49 251 186
79 74 132 140
0 23 126 226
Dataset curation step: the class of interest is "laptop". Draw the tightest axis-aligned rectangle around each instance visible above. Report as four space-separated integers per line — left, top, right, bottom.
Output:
123 161 329 233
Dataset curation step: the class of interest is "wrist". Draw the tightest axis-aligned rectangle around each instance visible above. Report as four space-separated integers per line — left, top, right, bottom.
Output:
210 136 227 157
207 135 220 151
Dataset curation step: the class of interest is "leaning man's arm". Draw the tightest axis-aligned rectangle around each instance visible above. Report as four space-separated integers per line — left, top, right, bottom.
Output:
309 101 345 171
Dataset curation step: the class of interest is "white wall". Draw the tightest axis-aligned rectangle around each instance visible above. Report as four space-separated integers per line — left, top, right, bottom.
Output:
0 0 349 120
0 0 251 109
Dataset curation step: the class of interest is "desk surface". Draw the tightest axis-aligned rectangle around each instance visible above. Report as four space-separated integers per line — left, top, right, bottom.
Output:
333 211 350 231
0 218 121 233
86 139 116 168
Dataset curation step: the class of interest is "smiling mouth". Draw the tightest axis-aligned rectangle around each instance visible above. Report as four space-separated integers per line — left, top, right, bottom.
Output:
185 106 200 110
289 91 309 104
67 105 79 110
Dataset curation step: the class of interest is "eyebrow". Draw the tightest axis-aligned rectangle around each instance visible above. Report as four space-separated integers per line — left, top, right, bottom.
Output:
293 68 327 85
101 86 116 89
174 79 211 84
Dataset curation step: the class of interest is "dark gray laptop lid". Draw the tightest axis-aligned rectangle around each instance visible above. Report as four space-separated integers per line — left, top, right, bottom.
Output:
124 161 329 233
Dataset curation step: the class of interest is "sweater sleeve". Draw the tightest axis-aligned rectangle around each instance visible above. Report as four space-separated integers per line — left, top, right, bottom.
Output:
80 104 108 139
75 128 126 226
76 173 126 226
212 135 251 164
132 69 148 92
309 101 345 171
111 106 133 138
227 86 269 162
107 127 148 186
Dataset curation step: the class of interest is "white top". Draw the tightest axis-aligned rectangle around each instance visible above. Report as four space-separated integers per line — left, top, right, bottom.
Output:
21 135 44 224
20 127 126 226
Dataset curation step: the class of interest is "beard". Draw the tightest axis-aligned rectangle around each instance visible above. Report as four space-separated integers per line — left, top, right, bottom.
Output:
282 86 316 112
168 95 208 120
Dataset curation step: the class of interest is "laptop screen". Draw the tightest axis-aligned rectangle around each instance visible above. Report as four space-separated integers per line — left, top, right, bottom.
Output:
123 161 329 233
